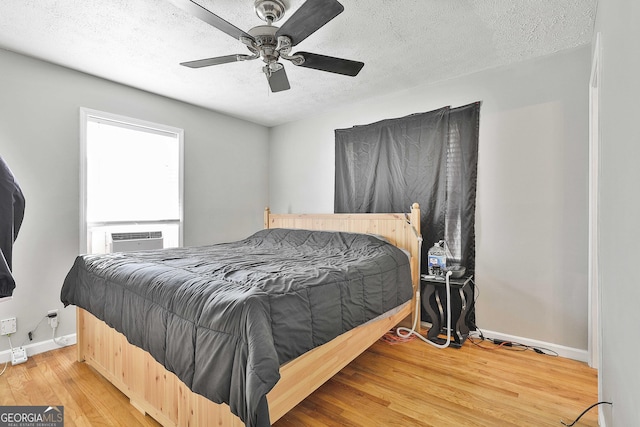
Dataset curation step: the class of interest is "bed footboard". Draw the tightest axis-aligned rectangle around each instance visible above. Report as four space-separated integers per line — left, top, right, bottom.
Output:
76 302 410 426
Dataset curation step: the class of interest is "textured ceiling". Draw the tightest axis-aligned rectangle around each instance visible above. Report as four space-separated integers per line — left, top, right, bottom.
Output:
0 0 596 127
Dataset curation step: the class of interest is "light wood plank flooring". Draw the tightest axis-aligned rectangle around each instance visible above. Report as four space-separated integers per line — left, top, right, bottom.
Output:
0 336 597 426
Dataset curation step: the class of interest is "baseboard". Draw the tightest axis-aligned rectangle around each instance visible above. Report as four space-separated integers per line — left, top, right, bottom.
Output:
599 410 607 427
1 329 588 364
418 321 588 362
477 329 588 362
0 333 77 364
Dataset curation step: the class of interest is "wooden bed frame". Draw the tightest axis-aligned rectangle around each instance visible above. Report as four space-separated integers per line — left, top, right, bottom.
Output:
75 203 422 426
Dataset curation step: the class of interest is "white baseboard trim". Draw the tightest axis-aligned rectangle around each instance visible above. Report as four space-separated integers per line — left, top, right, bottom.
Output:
599 411 607 427
418 323 588 362
0 333 77 364
477 329 588 362
1 329 587 364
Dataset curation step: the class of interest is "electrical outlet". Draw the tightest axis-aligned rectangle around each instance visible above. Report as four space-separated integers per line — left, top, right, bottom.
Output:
48 309 59 329
11 346 27 365
1 317 17 335
50 316 58 329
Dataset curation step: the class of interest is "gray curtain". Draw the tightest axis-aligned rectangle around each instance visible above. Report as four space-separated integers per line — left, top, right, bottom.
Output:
444 103 480 275
0 156 25 298
334 102 480 276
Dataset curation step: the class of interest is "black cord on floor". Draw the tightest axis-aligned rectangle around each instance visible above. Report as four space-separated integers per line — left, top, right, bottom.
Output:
561 401 612 426
468 328 559 356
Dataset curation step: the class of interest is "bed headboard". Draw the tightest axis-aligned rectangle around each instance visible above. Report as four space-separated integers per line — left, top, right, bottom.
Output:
264 203 422 325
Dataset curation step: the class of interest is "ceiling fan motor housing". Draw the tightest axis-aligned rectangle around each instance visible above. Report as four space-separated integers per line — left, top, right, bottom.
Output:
248 25 280 64
254 0 286 23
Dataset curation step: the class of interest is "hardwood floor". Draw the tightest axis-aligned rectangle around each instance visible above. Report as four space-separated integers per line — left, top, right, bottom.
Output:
275 335 598 427
0 335 598 427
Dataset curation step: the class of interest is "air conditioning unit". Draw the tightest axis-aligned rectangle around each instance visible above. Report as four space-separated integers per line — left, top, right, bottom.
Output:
109 231 164 253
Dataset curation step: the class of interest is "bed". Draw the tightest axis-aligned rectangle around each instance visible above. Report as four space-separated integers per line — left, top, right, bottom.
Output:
61 204 422 427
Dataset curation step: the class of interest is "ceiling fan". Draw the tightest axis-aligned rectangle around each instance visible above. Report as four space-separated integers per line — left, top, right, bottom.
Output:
169 0 365 92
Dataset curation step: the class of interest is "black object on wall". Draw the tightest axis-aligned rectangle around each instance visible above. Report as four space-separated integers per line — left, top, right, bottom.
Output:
0 156 25 298
334 102 480 324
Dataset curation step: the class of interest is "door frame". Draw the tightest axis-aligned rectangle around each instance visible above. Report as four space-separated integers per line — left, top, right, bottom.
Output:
588 32 602 382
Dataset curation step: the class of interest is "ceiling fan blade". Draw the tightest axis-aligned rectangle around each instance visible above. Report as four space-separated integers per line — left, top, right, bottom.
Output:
180 55 255 68
275 0 344 46
168 0 254 42
267 68 291 92
294 52 364 76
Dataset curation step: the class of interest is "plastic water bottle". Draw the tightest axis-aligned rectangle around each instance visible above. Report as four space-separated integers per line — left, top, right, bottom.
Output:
427 240 446 276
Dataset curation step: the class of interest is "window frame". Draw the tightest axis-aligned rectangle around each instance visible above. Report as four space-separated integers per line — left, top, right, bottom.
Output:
79 107 184 254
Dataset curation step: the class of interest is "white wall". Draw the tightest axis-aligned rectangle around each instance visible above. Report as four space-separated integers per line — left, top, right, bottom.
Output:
269 46 591 351
595 0 640 424
0 48 269 356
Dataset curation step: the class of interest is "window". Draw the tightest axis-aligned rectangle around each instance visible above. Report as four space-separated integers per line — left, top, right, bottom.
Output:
80 108 183 254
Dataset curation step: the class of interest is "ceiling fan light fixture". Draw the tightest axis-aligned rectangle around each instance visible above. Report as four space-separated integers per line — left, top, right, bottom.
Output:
254 0 286 24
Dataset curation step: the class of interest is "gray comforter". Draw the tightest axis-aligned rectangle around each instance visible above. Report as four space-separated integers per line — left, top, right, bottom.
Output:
61 228 413 426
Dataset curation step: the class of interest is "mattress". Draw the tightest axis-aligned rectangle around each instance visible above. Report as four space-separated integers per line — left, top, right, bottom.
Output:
61 228 413 427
